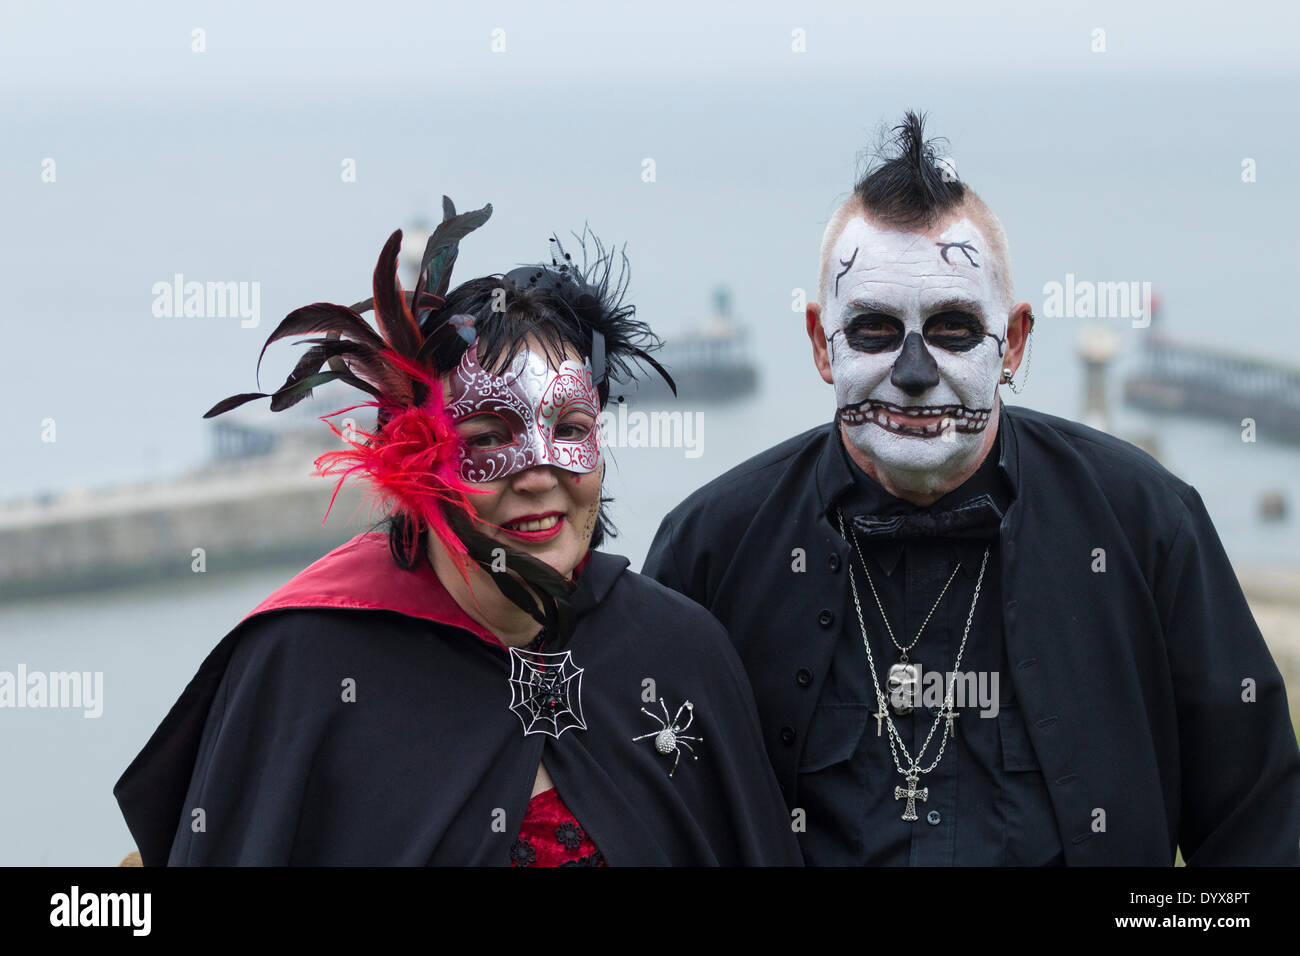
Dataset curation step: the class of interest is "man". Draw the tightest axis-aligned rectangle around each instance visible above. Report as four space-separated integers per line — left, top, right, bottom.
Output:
643 112 1300 865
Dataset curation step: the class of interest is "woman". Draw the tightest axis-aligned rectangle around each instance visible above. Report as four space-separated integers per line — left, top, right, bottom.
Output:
114 199 802 866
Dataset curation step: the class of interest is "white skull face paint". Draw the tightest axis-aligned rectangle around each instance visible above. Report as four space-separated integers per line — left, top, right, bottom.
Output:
823 216 1009 488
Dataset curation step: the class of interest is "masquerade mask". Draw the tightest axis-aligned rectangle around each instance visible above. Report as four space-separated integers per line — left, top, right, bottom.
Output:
447 344 601 482
823 216 1009 486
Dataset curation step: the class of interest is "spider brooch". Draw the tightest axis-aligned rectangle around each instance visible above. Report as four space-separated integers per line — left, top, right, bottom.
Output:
633 698 702 777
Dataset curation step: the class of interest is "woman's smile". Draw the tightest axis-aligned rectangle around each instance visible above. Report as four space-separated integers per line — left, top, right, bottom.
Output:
500 512 565 541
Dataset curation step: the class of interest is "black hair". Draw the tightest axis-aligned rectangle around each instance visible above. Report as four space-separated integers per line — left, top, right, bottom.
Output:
854 110 966 229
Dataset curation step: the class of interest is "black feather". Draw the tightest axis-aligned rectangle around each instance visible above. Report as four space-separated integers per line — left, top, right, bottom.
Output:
372 230 422 360
267 370 344 412
203 392 270 418
627 346 677 397
280 338 390 399
255 303 386 389
420 202 493 298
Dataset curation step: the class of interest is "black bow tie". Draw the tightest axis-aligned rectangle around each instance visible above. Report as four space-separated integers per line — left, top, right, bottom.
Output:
852 493 1004 541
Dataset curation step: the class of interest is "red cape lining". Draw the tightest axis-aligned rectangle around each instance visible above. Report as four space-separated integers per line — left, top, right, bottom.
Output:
243 531 592 648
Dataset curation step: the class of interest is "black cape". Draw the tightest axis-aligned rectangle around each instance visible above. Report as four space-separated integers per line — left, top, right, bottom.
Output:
114 532 802 866
643 404 1300 865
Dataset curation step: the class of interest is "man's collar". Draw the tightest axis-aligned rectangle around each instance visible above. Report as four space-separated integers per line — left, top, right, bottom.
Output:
819 401 1019 577
997 400 1021 496
815 422 859 518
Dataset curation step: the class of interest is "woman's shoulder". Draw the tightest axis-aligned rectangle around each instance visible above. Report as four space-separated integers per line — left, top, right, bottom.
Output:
224 529 498 663
612 565 724 620
597 563 738 662
220 604 444 683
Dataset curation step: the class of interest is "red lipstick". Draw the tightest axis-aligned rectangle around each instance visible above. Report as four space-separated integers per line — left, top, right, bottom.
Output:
500 511 565 542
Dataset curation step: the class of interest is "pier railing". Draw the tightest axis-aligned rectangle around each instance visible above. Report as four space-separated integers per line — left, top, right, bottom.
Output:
1123 334 1300 441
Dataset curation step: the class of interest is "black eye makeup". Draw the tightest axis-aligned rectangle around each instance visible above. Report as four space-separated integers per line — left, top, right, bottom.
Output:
843 313 904 353
832 305 999 358
922 310 986 352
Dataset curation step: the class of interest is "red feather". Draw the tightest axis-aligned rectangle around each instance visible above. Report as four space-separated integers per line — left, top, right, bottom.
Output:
312 349 487 582
207 216 497 585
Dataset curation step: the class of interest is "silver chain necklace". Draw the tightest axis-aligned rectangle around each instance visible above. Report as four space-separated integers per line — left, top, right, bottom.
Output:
864 539 961 666
835 508 989 821
861 530 961 715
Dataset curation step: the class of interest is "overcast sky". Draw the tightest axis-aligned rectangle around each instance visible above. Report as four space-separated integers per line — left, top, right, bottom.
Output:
5 0 1298 520
5 0 1298 98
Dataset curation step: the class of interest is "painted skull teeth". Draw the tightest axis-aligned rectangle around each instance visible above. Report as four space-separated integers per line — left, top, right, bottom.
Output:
838 400 992 436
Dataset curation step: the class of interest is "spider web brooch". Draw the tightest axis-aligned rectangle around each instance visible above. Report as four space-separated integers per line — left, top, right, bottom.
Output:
507 647 587 738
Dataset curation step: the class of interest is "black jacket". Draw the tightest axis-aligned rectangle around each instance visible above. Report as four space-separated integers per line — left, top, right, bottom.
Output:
643 404 1300 865
114 532 802 866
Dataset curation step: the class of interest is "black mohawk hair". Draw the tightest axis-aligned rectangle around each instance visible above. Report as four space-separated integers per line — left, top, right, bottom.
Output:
854 110 966 229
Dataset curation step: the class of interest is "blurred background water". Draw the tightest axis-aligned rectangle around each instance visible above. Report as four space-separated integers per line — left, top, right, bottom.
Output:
2 0 1298 865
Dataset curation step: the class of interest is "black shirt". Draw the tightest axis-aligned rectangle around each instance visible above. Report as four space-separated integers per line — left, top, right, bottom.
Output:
806 425 1064 865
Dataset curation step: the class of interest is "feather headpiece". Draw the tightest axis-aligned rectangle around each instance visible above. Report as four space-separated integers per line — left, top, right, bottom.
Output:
202 197 494 579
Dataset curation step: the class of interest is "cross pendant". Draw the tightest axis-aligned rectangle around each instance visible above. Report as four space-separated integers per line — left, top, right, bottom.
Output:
872 699 888 738
893 772 928 822
943 705 959 737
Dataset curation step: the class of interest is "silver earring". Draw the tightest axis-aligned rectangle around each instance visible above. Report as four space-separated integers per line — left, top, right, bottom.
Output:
1002 311 1033 394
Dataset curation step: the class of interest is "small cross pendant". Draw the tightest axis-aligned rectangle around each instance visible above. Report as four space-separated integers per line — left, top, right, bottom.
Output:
943 706 959 737
872 699 888 738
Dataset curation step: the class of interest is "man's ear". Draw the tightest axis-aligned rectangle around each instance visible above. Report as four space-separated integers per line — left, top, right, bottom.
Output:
1004 301 1033 375
807 301 833 385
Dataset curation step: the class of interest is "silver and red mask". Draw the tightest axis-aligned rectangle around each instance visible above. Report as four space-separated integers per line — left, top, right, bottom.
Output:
446 344 602 482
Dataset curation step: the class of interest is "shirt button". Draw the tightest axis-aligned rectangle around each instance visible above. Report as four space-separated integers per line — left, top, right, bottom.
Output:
926 810 941 826
779 725 796 745
818 609 835 628
795 667 814 687
827 554 841 573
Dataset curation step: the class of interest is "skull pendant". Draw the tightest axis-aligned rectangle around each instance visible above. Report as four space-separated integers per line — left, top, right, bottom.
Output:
887 661 921 715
